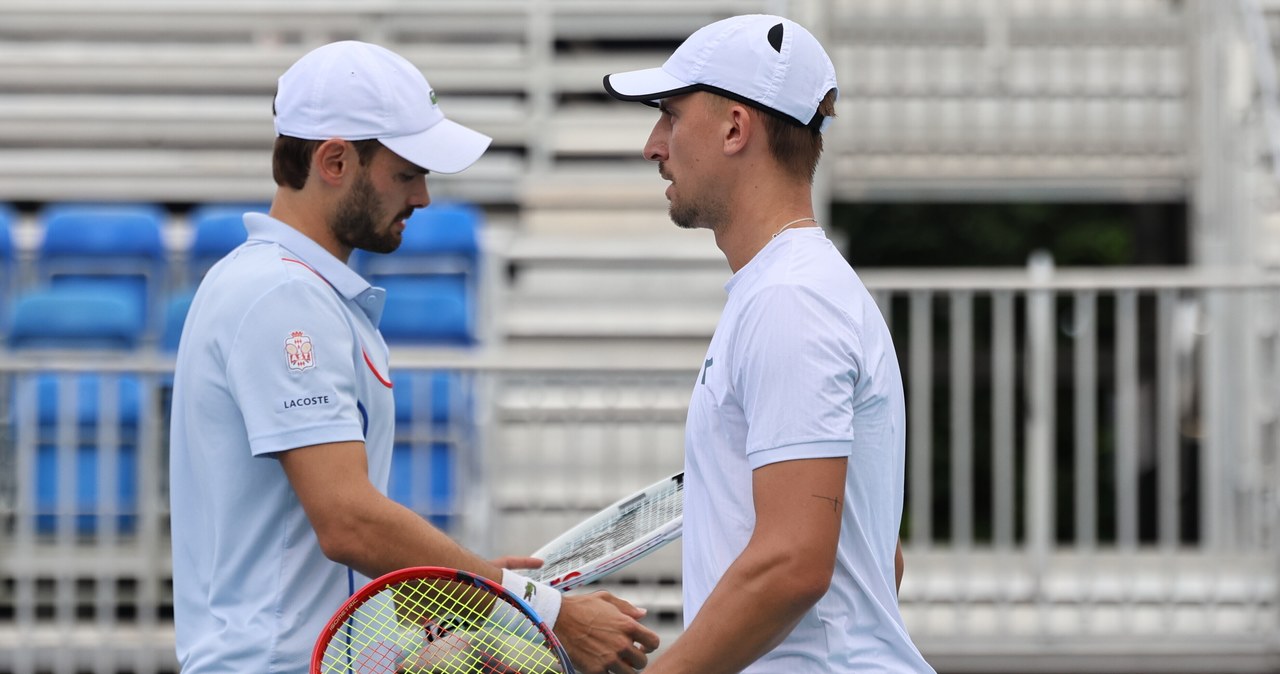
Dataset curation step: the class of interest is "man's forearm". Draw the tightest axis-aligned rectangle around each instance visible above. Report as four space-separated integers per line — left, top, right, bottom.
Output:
324 494 500 581
644 546 828 674
280 441 502 581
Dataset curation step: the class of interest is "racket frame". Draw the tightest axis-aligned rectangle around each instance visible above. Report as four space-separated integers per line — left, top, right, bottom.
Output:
310 565 573 674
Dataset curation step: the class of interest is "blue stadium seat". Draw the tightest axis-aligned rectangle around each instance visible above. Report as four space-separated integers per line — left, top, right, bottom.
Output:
161 290 196 353
37 203 167 330
8 286 145 350
28 374 141 535
7 284 146 536
0 203 14 307
35 442 138 536
387 370 471 532
397 202 481 257
392 370 461 424
356 202 483 345
387 442 455 531
39 201 166 224
356 202 481 269
33 372 142 427
378 276 473 345
0 202 13 257
0 203 13 243
187 203 262 284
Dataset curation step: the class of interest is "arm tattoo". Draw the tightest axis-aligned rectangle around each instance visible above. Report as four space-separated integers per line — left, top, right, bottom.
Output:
812 494 841 513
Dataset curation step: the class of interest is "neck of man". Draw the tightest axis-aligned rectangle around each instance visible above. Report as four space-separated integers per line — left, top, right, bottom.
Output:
712 176 817 273
270 189 352 263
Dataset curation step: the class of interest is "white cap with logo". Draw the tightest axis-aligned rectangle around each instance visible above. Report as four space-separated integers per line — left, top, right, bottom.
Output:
603 14 838 132
273 41 491 174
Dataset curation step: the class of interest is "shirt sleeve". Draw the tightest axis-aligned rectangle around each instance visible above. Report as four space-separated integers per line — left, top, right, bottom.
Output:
730 283 863 469
224 279 366 456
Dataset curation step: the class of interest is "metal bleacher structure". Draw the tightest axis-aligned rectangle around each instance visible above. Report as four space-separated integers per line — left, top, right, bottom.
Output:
4 0 1280 672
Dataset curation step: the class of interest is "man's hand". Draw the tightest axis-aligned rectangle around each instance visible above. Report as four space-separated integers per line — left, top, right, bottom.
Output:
555 591 659 674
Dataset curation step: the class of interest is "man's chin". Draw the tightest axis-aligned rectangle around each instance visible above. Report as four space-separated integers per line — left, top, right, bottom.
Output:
359 237 402 255
669 206 698 230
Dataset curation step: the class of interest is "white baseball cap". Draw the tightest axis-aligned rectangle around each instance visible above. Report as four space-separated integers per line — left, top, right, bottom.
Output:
604 14 838 132
273 41 491 174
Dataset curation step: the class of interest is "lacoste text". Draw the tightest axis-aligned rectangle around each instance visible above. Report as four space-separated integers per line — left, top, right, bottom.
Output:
283 395 331 410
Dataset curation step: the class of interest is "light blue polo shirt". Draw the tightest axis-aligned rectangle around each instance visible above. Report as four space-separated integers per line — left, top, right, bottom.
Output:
170 213 395 674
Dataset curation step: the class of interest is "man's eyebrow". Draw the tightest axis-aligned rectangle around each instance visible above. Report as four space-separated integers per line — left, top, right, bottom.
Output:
657 100 673 114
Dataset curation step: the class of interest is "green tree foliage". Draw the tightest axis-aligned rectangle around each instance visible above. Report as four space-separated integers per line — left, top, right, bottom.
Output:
832 202 1186 267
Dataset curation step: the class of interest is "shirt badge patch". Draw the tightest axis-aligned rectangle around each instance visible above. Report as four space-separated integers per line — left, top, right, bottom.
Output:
285 331 315 371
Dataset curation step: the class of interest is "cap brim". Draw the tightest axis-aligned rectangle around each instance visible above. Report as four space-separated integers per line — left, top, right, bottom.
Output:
380 118 492 175
603 67 698 105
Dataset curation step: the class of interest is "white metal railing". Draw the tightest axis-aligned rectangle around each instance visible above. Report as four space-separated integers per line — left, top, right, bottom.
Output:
864 262 1280 670
860 262 1280 557
3 266 1279 672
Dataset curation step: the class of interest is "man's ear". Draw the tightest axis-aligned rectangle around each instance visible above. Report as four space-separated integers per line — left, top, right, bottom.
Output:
723 103 754 157
312 138 352 187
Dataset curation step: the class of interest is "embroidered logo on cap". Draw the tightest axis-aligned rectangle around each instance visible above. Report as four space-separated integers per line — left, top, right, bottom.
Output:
285 331 315 371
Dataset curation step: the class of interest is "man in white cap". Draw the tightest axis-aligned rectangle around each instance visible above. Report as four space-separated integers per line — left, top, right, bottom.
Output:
170 41 657 674
605 15 934 673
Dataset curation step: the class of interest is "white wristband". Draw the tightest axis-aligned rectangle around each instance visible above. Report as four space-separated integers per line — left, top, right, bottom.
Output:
500 569 562 628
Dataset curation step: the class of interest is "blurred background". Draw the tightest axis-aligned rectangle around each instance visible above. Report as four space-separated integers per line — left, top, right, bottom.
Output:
1 0 1279 672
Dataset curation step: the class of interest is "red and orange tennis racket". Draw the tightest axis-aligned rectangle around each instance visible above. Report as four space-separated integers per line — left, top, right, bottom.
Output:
311 566 573 674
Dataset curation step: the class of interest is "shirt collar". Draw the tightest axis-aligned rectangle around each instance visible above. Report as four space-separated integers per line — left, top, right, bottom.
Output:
243 212 387 326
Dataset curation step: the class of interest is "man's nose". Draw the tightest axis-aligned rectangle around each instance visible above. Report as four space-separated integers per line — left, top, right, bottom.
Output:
643 123 668 162
410 175 430 208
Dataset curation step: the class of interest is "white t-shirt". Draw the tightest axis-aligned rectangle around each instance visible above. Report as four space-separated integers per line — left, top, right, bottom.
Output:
683 228 934 673
169 213 396 674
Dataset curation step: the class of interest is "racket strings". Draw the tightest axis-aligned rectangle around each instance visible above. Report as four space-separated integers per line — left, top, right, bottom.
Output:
535 482 683 580
317 577 564 673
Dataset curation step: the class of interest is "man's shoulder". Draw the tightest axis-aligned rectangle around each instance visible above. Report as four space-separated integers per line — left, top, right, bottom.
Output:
752 235 861 289
734 270 866 320
187 245 348 346
203 242 335 300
